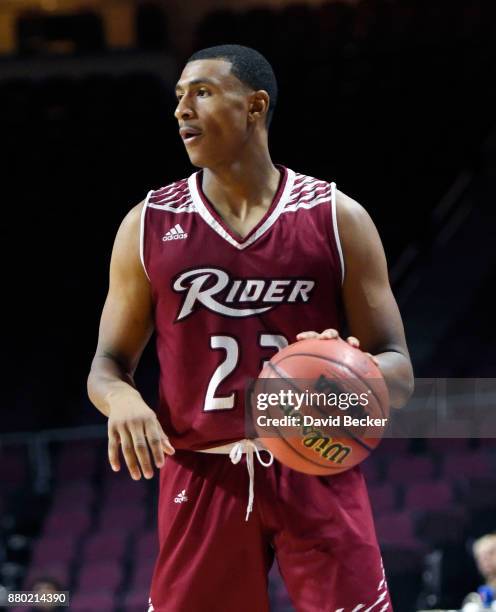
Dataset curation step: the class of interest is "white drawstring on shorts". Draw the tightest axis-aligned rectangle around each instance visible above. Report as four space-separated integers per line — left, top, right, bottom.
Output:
199 439 274 521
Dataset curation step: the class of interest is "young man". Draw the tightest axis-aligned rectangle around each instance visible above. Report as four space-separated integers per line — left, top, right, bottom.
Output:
88 45 414 612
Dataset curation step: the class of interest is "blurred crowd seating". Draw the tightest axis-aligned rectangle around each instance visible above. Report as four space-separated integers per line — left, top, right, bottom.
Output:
1 437 495 611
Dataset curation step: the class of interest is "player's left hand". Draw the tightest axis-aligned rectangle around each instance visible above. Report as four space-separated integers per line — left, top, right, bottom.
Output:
296 329 379 366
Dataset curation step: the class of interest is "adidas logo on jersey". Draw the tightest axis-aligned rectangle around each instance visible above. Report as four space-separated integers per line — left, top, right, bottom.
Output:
162 224 188 241
174 489 188 503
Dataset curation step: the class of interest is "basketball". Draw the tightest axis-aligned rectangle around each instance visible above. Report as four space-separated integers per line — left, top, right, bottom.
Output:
253 338 390 475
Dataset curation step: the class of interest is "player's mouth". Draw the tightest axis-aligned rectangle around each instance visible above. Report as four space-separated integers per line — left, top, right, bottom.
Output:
179 126 203 144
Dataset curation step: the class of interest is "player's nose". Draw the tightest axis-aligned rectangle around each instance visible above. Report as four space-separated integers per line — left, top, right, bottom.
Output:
174 98 195 121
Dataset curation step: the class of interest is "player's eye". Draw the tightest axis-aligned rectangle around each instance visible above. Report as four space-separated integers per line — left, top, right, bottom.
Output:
176 94 183 102
197 88 210 97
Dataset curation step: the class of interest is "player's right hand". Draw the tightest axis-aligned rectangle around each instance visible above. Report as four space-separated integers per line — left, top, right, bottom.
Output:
107 396 175 480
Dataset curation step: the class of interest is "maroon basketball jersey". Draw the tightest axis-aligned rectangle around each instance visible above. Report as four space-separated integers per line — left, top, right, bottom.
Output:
141 166 345 450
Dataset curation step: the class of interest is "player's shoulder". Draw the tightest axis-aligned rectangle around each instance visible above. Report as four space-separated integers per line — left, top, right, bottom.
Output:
120 200 146 235
335 188 372 229
292 170 376 241
147 176 191 209
122 176 193 229
121 174 194 237
289 170 333 199
289 170 368 223
334 188 381 257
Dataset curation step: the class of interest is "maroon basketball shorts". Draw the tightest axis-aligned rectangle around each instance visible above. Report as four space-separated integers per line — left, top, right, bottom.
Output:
148 448 391 612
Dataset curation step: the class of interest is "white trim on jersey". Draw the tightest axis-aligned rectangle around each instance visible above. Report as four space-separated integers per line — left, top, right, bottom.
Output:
288 177 327 200
153 182 187 199
188 168 296 250
282 192 332 213
331 181 345 285
148 198 196 213
140 190 154 281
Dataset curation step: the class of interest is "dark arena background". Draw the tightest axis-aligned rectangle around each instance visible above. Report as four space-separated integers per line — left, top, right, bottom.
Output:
1 1 496 611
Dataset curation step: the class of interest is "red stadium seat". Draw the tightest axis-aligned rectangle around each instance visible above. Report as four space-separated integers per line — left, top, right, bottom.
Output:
76 560 122 593
424 438 471 454
361 459 382 484
368 483 397 515
440 451 493 480
70 592 116 611
31 533 78 565
51 482 95 507
375 511 419 547
81 530 128 562
404 482 453 511
104 480 148 504
42 509 91 537
99 505 146 531
385 456 436 484
373 439 411 455
134 530 158 560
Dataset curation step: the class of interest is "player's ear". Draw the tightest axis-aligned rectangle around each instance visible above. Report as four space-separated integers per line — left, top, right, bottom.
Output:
248 91 269 124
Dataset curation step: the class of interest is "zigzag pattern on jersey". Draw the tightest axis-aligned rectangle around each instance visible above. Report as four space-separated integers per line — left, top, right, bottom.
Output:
148 178 196 213
283 173 332 213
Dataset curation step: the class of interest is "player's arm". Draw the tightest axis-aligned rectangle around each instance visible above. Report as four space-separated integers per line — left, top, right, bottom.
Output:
336 190 414 409
87 202 174 481
297 190 414 409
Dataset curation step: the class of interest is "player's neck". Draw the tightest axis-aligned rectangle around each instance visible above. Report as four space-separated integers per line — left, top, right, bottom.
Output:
201 148 280 219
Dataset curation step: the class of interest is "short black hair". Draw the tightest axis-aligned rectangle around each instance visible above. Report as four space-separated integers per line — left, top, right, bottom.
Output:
187 44 277 128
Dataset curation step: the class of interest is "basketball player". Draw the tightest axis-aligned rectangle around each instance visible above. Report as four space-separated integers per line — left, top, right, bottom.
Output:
88 45 414 612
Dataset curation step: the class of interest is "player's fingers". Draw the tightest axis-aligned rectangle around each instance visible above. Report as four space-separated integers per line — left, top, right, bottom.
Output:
152 419 175 456
108 428 121 472
321 329 339 339
161 433 175 456
365 352 380 366
118 427 142 480
347 335 360 347
129 423 154 480
296 331 319 340
144 420 166 468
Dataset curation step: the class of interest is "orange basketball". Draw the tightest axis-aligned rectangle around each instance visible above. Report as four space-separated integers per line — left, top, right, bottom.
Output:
253 337 390 475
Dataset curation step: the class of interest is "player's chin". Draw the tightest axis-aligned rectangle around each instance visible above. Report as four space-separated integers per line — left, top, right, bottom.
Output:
185 149 210 168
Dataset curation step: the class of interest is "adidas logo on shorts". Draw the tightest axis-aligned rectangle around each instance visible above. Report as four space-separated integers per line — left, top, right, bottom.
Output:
162 224 188 241
174 489 188 503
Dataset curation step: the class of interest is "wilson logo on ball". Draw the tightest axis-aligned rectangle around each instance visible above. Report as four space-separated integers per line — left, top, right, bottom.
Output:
274 398 353 465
